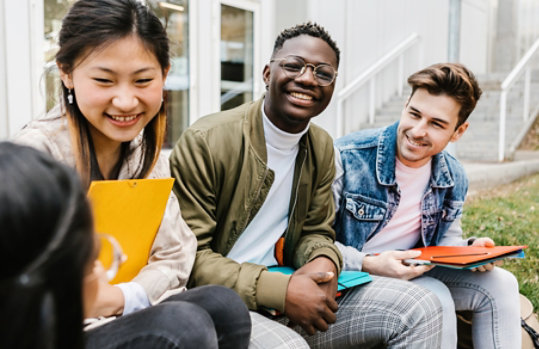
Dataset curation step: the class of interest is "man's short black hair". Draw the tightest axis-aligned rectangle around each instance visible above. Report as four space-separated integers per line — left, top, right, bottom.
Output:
272 22 340 65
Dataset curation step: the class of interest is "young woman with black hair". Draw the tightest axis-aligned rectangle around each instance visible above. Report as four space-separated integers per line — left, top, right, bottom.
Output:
0 142 95 349
13 0 250 348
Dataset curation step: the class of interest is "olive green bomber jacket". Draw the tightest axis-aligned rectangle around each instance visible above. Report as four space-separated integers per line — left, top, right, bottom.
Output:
170 97 342 312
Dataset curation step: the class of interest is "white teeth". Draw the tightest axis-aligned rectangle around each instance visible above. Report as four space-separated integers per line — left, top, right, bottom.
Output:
291 92 313 100
408 138 425 146
110 114 137 122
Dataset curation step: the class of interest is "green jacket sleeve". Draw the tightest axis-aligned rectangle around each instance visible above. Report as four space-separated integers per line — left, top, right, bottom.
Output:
169 128 290 311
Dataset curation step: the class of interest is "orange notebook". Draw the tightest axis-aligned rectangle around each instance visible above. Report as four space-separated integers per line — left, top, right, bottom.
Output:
405 245 527 269
87 178 174 283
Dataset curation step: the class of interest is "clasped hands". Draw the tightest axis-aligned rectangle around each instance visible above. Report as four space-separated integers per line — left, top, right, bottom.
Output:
284 256 339 335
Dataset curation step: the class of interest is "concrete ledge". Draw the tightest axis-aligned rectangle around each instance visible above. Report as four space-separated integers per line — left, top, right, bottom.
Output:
463 156 539 193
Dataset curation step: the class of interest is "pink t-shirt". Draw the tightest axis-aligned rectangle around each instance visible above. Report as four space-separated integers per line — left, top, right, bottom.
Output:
362 158 431 253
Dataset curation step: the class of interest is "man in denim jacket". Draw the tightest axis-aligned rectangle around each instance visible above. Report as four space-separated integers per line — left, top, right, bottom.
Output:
333 63 521 348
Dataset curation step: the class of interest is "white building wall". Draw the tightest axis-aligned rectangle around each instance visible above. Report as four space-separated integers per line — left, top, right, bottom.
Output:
259 0 276 66
461 0 491 74
189 0 222 122
273 0 309 40
270 0 492 136
271 0 450 136
517 0 539 61
2 0 45 139
0 0 532 140
0 0 7 139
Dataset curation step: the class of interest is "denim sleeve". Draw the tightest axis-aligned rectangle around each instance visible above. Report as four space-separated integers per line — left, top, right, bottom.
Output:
335 241 369 271
332 148 344 214
436 219 471 246
116 282 151 315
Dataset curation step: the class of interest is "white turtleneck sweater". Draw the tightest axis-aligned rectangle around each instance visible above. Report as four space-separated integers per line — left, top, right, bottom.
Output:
227 104 309 266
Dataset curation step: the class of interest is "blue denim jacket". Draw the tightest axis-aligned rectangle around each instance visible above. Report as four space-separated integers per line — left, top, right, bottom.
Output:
333 122 469 256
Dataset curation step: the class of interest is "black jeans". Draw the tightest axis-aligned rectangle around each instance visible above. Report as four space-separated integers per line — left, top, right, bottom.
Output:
85 285 251 349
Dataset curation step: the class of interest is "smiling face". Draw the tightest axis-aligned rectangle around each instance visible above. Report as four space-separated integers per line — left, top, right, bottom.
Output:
59 35 168 151
396 88 469 167
263 35 338 133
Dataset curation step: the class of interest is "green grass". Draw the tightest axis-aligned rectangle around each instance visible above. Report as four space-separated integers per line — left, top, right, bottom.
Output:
461 174 539 312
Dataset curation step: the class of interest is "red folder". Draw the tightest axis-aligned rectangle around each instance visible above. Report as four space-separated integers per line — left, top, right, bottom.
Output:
405 245 527 269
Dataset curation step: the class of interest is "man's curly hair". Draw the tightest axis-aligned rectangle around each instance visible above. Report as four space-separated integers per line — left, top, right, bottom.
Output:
272 22 340 65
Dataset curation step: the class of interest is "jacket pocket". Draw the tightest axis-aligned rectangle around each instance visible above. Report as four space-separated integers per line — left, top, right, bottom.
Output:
441 200 464 222
344 193 386 222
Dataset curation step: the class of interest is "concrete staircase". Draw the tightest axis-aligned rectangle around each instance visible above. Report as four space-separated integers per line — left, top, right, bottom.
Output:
357 72 539 162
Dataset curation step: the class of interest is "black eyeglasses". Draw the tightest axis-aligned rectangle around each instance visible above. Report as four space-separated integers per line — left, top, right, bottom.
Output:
270 55 338 86
97 233 127 281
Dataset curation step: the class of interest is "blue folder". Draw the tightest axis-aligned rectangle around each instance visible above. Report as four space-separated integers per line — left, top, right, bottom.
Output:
268 266 372 291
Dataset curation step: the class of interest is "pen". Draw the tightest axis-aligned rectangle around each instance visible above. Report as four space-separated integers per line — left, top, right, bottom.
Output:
431 252 489 259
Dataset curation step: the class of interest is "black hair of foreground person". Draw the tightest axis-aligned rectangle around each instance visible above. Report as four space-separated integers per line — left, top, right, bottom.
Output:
0 142 94 349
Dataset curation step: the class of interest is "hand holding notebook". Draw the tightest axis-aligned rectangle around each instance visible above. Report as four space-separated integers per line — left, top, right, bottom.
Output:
404 245 527 269
87 178 174 284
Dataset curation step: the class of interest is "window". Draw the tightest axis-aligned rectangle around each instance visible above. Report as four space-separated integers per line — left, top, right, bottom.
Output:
43 0 73 111
149 0 189 147
220 4 253 111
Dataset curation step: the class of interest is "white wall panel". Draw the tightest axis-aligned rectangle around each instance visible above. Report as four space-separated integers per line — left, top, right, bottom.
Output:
4 0 34 137
316 0 450 135
190 0 222 122
271 0 492 136
461 0 490 74
0 0 515 139
3 0 44 138
0 0 7 139
273 0 308 38
259 0 275 68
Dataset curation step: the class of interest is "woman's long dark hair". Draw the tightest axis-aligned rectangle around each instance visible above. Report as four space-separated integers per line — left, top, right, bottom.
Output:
0 142 95 349
56 0 170 187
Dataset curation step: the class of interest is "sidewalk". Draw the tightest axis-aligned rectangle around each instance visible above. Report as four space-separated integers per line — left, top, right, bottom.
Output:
462 150 539 195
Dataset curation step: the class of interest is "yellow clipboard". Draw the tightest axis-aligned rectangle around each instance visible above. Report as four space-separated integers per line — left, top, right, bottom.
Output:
87 178 174 284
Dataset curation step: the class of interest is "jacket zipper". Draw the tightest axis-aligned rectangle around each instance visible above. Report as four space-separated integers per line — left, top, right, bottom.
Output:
282 148 307 263
239 164 270 234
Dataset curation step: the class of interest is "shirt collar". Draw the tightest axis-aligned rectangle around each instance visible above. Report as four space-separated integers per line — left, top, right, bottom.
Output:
261 101 309 151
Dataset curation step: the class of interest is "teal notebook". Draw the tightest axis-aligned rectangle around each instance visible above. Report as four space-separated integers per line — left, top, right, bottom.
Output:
268 266 372 291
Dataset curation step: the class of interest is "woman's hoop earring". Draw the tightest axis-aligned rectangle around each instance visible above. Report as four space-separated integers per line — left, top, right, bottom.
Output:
67 89 74 105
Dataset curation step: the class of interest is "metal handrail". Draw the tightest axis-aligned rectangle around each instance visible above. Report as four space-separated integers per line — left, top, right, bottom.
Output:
498 37 539 161
336 33 420 137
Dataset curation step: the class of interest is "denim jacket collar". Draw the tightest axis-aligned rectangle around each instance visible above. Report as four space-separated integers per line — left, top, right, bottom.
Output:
376 122 455 189
376 123 398 186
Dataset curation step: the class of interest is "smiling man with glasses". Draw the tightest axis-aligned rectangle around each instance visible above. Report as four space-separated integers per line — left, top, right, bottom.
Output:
170 22 442 348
